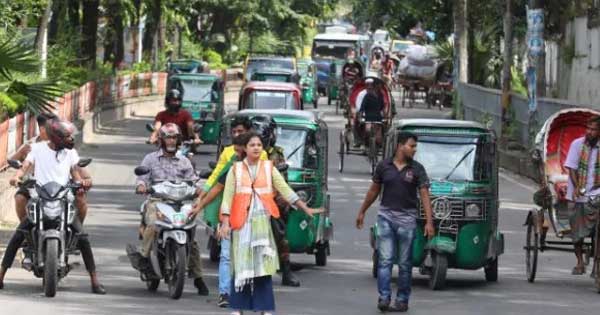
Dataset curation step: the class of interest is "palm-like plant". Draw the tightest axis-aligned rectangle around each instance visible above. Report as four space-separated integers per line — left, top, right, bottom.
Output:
0 40 61 120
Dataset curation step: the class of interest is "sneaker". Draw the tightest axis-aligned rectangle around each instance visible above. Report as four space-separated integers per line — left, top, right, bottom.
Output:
218 294 229 308
388 301 409 312
377 298 390 312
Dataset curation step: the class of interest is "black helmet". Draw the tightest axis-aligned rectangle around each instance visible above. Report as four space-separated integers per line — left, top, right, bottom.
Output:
251 115 277 148
165 89 182 112
47 119 77 151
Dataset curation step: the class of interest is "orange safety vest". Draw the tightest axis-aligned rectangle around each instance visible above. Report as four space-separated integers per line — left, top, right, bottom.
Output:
225 160 280 230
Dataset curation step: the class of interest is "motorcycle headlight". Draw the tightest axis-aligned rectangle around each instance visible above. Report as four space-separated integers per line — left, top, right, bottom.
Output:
465 203 482 218
43 200 63 218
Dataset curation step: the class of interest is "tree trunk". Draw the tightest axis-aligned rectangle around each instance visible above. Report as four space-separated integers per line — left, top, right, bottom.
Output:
81 0 100 69
143 0 162 62
103 0 124 70
36 0 53 79
530 0 546 97
48 0 64 45
67 0 80 31
501 0 514 132
454 0 469 83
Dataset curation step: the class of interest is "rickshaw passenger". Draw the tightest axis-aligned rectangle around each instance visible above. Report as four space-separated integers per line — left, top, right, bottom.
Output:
564 116 600 275
382 53 394 87
354 79 384 148
343 61 361 83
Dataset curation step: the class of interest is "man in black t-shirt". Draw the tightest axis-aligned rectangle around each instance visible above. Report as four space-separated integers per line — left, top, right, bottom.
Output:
356 132 435 313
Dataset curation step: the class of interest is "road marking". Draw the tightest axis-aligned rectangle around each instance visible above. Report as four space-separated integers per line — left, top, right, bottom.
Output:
340 177 371 183
499 172 536 193
500 201 536 211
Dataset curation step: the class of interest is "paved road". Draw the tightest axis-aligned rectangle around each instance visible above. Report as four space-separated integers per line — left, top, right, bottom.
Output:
1 96 600 315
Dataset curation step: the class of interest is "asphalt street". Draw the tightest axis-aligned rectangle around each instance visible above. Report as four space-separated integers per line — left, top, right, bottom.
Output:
1 96 600 315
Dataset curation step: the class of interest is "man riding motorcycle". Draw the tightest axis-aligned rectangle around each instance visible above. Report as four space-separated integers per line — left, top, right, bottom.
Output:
251 115 302 287
135 123 209 296
0 120 105 294
149 89 202 146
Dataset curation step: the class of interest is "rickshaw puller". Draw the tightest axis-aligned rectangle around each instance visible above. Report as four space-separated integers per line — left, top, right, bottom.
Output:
564 116 600 275
353 78 384 148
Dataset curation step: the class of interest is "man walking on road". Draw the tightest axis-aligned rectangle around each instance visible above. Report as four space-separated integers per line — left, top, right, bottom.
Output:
564 117 600 275
356 132 435 312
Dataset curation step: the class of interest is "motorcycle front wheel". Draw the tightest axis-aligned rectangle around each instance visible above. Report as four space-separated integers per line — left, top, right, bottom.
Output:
167 241 187 299
43 239 59 297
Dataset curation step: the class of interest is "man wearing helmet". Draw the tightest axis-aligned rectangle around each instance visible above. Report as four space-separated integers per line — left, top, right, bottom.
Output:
149 89 202 146
1 120 106 294
134 123 209 296
251 115 302 287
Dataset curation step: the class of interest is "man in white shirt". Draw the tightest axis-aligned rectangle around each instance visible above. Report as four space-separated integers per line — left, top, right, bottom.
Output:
0 120 105 294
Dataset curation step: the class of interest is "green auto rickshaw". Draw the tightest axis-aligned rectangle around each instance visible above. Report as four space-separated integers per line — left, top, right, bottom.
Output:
203 109 332 265
167 73 224 146
297 59 319 108
370 119 504 290
327 59 345 106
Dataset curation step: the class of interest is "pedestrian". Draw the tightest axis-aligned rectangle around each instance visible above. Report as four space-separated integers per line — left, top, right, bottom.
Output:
355 131 435 312
564 116 600 275
219 131 321 315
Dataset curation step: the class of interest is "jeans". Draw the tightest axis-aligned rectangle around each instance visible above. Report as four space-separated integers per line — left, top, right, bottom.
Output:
219 237 231 295
377 215 416 303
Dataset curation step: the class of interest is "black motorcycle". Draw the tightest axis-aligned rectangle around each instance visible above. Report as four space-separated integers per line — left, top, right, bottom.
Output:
8 158 92 297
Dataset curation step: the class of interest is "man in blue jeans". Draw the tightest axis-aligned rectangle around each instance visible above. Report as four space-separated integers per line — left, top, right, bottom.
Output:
356 132 435 312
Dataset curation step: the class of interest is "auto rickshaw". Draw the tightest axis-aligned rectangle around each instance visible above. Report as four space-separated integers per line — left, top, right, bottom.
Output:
249 68 297 84
297 58 319 108
238 81 302 110
370 119 504 290
167 73 224 146
327 59 345 105
203 109 332 265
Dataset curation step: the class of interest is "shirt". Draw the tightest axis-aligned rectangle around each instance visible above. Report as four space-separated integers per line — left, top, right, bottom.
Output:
154 109 193 139
373 157 430 214
137 149 197 187
360 92 384 121
564 137 600 202
25 142 80 186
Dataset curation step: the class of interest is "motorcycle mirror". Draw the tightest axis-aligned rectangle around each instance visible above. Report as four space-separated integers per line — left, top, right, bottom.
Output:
134 166 151 176
145 123 155 133
77 158 93 168
199 169 212 179
7 159 22 169
276 163 289 173
208 161 217 169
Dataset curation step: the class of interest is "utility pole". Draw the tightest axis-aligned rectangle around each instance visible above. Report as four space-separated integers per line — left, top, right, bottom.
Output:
501 0 514 135
454 0 469 84
526 0 544 146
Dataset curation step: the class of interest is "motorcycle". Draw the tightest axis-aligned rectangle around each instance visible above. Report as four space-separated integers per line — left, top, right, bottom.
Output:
127 165 198 299
7 158 92 297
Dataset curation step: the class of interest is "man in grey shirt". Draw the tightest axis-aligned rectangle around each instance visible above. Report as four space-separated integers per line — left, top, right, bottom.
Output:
356 132 434 313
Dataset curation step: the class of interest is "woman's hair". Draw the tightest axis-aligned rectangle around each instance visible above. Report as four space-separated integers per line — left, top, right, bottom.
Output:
237 131 262 147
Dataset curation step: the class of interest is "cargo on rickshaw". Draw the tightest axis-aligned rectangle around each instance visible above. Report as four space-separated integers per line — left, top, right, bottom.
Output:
526 108 600 292
238 81 302 110
338 76 395 175
297 58 320 108
202 110 332 265
167 73 224 146
370 119 504 290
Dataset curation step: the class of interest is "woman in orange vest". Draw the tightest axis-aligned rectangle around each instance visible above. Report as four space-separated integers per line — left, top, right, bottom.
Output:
219 131 321 315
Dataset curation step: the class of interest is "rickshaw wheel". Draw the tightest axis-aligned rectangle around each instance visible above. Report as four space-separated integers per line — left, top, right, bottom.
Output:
372 250 379 278
338 133 345 173
525 211 539 283
368 129 378 175
484 258 498 282
313 97 318 109
428 252 447 290
335 99 340 115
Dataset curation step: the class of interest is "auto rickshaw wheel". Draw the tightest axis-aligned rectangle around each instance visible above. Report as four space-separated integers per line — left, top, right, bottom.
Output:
315 241 328 266
328 95 332 105
525 211 539 283
484 258 498 282
313 96 318 109
428 252 448 290
338 133 345 173
208 236 221 262
372 250 379 278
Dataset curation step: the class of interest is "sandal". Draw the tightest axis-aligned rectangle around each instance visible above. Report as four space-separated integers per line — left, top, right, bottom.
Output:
571 265 586 275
